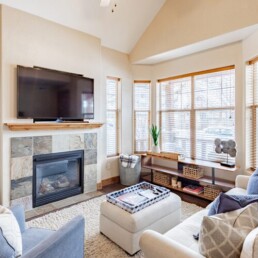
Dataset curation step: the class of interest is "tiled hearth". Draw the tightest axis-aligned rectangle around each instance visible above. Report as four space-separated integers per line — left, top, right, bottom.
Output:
10 133 98 211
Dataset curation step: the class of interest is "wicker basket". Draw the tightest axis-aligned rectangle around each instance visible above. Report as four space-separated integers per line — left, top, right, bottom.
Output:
204 185 221 200
153 171 170 186
183 165 204 179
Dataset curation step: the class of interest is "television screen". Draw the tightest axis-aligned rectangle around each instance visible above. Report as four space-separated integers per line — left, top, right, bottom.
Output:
17 66 94 120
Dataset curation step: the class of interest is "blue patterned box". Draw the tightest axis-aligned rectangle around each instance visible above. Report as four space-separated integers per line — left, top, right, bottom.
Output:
106 182 170 213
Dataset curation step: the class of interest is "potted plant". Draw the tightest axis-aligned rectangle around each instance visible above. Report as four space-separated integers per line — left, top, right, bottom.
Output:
150 124 160 153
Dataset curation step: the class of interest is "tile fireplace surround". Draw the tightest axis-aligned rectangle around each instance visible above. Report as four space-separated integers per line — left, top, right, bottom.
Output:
10 133 97 210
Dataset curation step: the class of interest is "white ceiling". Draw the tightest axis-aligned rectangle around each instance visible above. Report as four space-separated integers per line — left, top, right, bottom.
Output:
134 24 258 65
0 0 166 53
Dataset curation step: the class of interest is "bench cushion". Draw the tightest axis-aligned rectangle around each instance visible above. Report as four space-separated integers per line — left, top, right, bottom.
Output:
101 193 181 233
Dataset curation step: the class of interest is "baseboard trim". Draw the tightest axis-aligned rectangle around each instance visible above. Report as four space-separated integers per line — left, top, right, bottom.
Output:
97 182 103 190
102 176 120 187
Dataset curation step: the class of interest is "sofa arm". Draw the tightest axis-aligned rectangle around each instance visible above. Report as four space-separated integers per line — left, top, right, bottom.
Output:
11 204 26 233
140 230 204 258
235 175 250 189
22 216 85 258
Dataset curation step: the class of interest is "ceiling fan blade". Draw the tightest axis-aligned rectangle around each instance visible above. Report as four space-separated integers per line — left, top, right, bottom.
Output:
100 0 111 7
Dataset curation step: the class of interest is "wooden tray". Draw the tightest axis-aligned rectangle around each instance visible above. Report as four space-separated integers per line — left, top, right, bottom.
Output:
146 151 179 160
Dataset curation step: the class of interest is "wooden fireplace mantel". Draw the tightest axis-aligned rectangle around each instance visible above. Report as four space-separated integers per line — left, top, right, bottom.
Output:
4 122 104 131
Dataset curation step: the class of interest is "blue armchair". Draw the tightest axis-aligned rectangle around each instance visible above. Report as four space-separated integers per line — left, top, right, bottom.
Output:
0 205 85 258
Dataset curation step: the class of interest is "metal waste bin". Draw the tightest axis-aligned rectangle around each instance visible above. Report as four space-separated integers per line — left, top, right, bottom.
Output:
119 157 141 186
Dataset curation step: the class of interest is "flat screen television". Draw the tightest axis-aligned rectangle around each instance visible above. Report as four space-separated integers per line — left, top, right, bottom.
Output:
17 65 94 122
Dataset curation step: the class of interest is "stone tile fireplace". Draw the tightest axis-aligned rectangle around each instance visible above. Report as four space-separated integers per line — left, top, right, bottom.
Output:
10 133 97 210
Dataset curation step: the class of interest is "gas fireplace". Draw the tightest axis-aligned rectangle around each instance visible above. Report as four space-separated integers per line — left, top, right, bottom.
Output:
33 150 84 207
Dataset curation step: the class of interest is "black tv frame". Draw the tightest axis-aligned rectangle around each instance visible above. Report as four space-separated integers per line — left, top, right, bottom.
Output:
17 65 94 123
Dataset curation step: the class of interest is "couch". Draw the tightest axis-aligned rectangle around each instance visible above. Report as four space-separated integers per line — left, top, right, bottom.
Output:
0 204 85 258
140 175 250 258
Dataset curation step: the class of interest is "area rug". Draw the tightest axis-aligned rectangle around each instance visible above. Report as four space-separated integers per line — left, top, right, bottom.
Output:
27 195 203 258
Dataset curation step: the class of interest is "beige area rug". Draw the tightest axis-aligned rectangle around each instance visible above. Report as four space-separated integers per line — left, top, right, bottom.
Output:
27 195 203 258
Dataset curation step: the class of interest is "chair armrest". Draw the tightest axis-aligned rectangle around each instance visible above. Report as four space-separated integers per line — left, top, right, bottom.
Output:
235 175 250 189
22 215 85 258
140 230 204 258
11 204 26 233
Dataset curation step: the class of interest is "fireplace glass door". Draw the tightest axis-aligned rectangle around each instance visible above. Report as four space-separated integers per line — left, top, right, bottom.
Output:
33 150 84 207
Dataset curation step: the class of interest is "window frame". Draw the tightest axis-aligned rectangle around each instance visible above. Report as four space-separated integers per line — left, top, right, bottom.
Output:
246 58 258 170
158 65 235 161
133 80 151 153
106 76 120 157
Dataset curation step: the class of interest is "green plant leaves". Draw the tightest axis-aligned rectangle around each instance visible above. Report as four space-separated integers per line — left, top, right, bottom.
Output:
150 124 160 146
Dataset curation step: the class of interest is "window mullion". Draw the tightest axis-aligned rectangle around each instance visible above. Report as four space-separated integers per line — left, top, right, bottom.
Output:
252 65 257 168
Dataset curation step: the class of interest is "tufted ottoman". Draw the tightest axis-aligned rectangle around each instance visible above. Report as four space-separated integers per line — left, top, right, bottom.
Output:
100 193 181 255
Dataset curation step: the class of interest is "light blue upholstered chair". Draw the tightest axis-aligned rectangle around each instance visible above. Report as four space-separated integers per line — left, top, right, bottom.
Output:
0 204 85 258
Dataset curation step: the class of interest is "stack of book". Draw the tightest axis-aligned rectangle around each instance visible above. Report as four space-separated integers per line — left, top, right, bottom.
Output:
116 189 162 206
182 185 204 195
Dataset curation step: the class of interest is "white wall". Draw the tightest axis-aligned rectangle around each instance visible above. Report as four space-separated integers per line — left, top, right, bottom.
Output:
243 29 258 62
132 43 245 181
101 47 133 180
0 6 133 205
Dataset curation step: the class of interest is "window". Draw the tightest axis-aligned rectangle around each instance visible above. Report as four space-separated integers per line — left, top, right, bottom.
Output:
159 77 191 156
159 66 235 161
106 77 120 156
133 81 151 153
246 58 258 169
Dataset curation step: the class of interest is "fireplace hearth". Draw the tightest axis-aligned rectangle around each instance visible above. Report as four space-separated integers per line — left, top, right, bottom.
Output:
33 150 84 207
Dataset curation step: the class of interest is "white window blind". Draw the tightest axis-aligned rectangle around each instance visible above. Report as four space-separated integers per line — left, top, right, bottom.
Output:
246 60 258 169
159 67 235 162
134 81 151 153
195 69 235 161
106 77 119 156
159 77 191 156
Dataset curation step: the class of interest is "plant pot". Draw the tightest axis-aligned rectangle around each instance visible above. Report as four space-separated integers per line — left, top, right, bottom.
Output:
152 145 160 153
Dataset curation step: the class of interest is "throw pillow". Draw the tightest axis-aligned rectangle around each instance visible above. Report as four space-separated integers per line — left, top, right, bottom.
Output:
199 203 258 258
0 206 22 257
247 168 258 194
241 227 258 258
208 192 258 216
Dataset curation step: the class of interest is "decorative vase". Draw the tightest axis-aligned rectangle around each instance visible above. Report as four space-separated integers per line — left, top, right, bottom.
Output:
152 145 160 153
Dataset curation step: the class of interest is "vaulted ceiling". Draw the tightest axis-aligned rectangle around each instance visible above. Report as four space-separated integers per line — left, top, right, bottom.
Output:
0 0 166 53
2 0 258 65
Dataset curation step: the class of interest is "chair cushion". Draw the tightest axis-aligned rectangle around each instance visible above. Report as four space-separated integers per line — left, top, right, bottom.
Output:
0 228 15 258
199 203 258 258
247 168 258 194
165 209 208 253
241 227 258 258
226 187 247 195
208 192 258 216
0 205 22 257
22 227 54 255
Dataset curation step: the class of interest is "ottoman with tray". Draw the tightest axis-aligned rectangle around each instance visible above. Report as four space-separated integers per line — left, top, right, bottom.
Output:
100 182 181 255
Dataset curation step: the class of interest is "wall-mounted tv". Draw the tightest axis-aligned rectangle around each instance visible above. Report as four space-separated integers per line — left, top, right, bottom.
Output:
17 65 94 122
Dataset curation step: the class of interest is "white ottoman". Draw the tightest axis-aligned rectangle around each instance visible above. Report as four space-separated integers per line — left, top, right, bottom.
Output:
100 193 181 255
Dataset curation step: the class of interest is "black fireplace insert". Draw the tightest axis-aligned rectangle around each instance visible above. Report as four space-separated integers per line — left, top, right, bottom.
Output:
33 150 84 207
